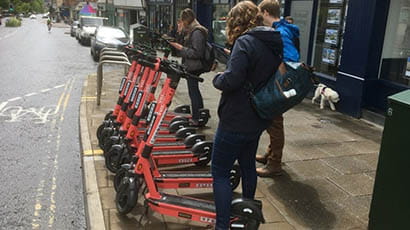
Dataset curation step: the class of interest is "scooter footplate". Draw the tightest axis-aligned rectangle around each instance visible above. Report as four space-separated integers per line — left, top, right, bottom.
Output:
160 172 211 178
155 193 215 213
152 150 192 155
154 142 184 146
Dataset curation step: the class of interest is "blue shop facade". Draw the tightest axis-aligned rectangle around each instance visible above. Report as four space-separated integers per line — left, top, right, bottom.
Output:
143 0 410 118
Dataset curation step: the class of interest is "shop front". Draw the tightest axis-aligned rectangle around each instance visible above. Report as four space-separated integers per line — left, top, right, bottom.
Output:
286 0 410 118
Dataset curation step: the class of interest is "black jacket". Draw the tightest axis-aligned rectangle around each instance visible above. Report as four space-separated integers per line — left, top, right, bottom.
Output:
213 26 283 133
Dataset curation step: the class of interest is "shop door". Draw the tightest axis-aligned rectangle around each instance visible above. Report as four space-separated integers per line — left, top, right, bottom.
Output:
291 0 313 63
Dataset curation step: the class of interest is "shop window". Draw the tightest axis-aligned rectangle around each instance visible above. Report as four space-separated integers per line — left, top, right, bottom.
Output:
379 0 410 86
312 0 348 78
212 1 230 46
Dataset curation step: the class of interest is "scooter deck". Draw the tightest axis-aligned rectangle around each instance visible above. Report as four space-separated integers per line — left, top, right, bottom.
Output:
148 193 215 213
153 142 185 147
160 171 211 178
152 150 192 155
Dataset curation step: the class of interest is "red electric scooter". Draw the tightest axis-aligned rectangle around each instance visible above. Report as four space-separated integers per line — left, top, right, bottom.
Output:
105 58 212 172
115 61 265 229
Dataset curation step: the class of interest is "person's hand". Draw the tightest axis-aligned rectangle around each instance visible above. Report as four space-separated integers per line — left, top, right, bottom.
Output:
169 42 183 50
177 20 183 33
223 48 231 55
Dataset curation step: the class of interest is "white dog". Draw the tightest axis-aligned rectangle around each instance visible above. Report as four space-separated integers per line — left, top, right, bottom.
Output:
312 84 340 110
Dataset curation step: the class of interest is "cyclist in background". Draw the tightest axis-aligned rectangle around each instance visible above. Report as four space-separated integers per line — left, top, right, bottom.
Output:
47 17 52 32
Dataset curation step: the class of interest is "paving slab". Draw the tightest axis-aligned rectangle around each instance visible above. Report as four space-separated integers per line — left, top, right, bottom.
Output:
328 174 375 196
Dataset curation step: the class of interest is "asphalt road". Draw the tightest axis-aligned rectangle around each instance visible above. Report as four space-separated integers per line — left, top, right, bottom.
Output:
0 17 97 229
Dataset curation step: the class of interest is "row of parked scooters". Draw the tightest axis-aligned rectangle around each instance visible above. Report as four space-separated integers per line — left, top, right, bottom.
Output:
96 45 265 229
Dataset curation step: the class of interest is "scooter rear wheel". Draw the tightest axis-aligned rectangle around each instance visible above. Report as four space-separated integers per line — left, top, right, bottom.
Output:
116 176 139 215
230 164 241 190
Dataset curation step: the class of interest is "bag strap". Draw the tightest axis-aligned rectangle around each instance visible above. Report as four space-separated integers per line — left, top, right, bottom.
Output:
245 35 282 92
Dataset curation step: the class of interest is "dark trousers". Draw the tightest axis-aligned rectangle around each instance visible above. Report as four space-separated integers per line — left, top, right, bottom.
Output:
211 127 263 229
186 70 204 120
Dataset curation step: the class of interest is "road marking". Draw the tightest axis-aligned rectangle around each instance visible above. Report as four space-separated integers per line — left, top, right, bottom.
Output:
0 28 19 40
54 79 71 114
25 92 38 97
8 97 22 102
41 88 52 93
0 102 8 111
48 78 74 228
0 106 55 123
53 84 65 89
94 149 104 155
1 82 70 104
83 149 104 156
32 179 45 229
30 78 73 228
83 150 93 156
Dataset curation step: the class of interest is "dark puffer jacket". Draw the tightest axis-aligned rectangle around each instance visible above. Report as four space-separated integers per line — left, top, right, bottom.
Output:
178 25 207 73
213 26 283 133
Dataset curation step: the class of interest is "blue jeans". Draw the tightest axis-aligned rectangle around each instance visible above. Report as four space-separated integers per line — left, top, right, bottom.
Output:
211 127 263 230
186 71 204 120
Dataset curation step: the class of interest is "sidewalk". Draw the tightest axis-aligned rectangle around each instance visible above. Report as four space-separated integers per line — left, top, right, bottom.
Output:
79 63 382 229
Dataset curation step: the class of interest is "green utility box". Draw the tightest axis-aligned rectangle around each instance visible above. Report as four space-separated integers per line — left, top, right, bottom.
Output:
369 90 410 229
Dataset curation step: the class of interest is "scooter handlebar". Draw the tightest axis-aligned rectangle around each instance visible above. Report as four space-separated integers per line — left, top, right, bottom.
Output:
138 59 157 69
140 59 204 82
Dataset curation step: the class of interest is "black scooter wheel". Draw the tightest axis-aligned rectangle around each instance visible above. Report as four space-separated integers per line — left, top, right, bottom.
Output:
173 104 191 114
104 111 113 121
105 146 123 173
114 167 128 192
192 141 213 167
169 116 188 124
103 136 120 155
99 127 114 149
168 120 189 133
230 164 241 190
96 123 105 141
116 177 139 215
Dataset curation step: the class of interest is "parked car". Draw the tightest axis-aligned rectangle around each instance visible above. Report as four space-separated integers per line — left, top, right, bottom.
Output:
90 26 130 61
77 16 107 46
42 12 49 19
70 21 79 37
29 14 36 19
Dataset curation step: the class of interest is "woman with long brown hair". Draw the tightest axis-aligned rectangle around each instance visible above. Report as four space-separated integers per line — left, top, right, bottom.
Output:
211 1 283 229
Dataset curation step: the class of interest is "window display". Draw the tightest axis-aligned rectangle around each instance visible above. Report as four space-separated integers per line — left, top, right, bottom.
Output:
312 0 348 77
212 2 230 46
379 0 410 85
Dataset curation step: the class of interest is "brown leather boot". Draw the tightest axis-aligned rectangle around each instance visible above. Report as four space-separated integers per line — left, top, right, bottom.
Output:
256 163 283 177
255 154 268 164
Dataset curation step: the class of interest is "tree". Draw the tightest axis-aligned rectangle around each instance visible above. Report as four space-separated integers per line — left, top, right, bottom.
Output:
0 0 9 10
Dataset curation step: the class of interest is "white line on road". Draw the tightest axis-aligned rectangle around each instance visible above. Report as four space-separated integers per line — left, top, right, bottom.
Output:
25 92 38 97
53 84 65 89
41 88 52 93
0 102 8 111
8 97 22 102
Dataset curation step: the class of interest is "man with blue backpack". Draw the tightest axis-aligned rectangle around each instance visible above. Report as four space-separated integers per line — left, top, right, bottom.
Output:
256 0 301 177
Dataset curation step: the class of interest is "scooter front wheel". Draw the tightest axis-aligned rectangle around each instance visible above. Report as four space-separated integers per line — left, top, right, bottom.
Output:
105 145 124 173
96 123 105 141
114 167 128 192
116 176 139 215
230 164 241 190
